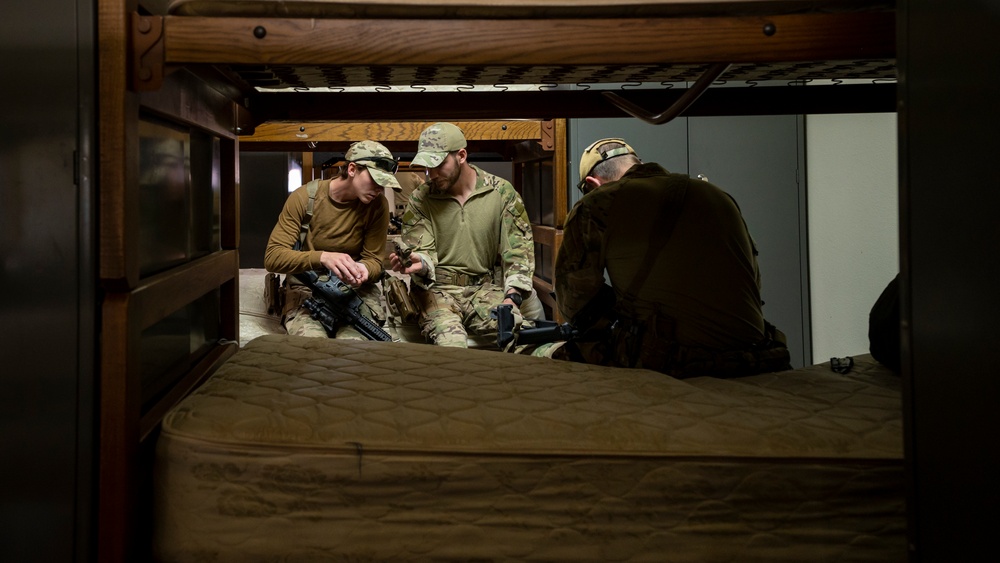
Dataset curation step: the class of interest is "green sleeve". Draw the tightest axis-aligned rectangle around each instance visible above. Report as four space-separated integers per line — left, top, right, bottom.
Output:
498 182 535 293
400 185 438 287
555 196 609 323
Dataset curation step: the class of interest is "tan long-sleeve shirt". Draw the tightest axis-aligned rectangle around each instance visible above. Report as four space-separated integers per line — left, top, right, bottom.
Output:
264 179 389 280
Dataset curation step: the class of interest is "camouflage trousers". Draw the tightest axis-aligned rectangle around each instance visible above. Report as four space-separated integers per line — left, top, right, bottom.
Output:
412 282 522 347
282 283 385 340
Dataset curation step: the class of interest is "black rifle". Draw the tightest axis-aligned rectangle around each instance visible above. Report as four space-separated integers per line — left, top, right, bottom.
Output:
492 284 618 350
292 270 393 342
493 304 577 349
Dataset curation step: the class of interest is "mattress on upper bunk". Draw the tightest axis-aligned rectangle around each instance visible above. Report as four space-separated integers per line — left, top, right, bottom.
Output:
153 334 904 562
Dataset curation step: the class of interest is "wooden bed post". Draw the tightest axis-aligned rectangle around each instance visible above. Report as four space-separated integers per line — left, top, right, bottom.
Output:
98 2 244 560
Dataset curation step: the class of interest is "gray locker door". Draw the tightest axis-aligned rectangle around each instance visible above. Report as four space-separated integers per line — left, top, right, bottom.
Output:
570 114 810 368
0 0 97 560
688 115 810 367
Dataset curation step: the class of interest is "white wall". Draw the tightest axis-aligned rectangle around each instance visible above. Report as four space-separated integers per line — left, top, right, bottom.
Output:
806 113 898 360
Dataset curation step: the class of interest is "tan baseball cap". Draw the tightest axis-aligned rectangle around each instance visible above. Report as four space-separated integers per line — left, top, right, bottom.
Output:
577 137 638 190
346 140 402 191
411 122 467 168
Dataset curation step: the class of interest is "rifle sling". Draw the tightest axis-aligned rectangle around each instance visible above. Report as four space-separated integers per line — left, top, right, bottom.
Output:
293 179 322 251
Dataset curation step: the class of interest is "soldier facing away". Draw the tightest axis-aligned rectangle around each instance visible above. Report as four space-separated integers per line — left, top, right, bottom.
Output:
540 137 791 377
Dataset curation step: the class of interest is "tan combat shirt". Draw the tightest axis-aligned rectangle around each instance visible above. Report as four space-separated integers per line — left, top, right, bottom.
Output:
264 179 389 280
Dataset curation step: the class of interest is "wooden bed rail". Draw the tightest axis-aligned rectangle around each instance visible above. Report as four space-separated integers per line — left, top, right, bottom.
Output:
131 11 895 92
164 13 894 65
240 120 545 145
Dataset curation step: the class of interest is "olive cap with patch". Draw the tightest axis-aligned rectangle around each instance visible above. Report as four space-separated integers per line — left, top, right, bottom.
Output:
346 140 402 191
411 122 467 168
577 137 638 190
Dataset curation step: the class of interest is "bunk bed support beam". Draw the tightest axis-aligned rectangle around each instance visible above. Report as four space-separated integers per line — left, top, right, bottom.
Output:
160 12 894 66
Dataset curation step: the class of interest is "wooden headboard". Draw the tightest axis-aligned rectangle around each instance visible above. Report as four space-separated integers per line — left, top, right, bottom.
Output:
98 0 897 560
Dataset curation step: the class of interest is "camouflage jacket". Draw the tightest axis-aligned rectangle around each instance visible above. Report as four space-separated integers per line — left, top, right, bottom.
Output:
401 165 534 293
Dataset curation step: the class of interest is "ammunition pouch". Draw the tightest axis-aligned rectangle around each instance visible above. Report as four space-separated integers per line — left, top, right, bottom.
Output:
264 271 313 325
383 276 419 323
280 283 313 325
264 272 284 316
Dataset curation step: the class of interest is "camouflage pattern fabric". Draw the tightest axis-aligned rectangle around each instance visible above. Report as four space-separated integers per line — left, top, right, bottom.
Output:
401 165 534 294
400 165 534 346
410 122 467 168
283 283 386 341
411 282 522 348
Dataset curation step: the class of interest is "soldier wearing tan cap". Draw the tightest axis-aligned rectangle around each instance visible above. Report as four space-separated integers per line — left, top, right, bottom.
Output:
389 122 536 347
547 137 791 377
265 140 401 339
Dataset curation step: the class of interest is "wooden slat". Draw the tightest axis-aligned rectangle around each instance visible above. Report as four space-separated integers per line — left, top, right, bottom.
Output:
138 68 240 139
242 120 542 144
551 119 568 228
164 12 894 66
132 250 238 331
100 1 138 290
533 276 561 322
532 224 562 248
99 289 139 563
221 138 240 250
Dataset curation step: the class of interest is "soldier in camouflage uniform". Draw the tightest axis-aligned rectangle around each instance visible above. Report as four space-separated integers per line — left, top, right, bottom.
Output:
388 122 536 347
265 140 401 339
544 137 791 377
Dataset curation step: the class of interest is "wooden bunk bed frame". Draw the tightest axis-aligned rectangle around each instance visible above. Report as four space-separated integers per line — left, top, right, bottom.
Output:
97 1 898 560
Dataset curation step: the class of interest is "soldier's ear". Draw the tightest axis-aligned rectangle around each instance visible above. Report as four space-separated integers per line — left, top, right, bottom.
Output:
456 148 468 165
583 175 602 193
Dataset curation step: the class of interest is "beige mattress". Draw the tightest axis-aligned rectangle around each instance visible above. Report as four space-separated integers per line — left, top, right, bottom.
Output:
153 335 905 561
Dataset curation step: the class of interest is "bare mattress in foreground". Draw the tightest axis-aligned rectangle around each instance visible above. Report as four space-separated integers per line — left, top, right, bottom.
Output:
153 334 904 561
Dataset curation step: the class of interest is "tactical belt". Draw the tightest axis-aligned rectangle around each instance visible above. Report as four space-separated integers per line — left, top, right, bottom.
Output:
434 269 493 286
612 312 791 378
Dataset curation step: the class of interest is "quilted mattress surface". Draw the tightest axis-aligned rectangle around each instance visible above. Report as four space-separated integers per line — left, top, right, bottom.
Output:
153 335 905 561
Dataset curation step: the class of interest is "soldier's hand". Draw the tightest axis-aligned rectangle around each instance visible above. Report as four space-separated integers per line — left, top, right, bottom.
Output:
321 251 365 285
390 251 425 276
345 263 369 288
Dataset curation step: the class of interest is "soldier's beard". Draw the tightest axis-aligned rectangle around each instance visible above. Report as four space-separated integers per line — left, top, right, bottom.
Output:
430 158 460 194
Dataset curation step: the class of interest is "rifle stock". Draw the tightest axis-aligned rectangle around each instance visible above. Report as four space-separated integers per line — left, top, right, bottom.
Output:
492 304 578 349
492 284 617 350
292 270 393 342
